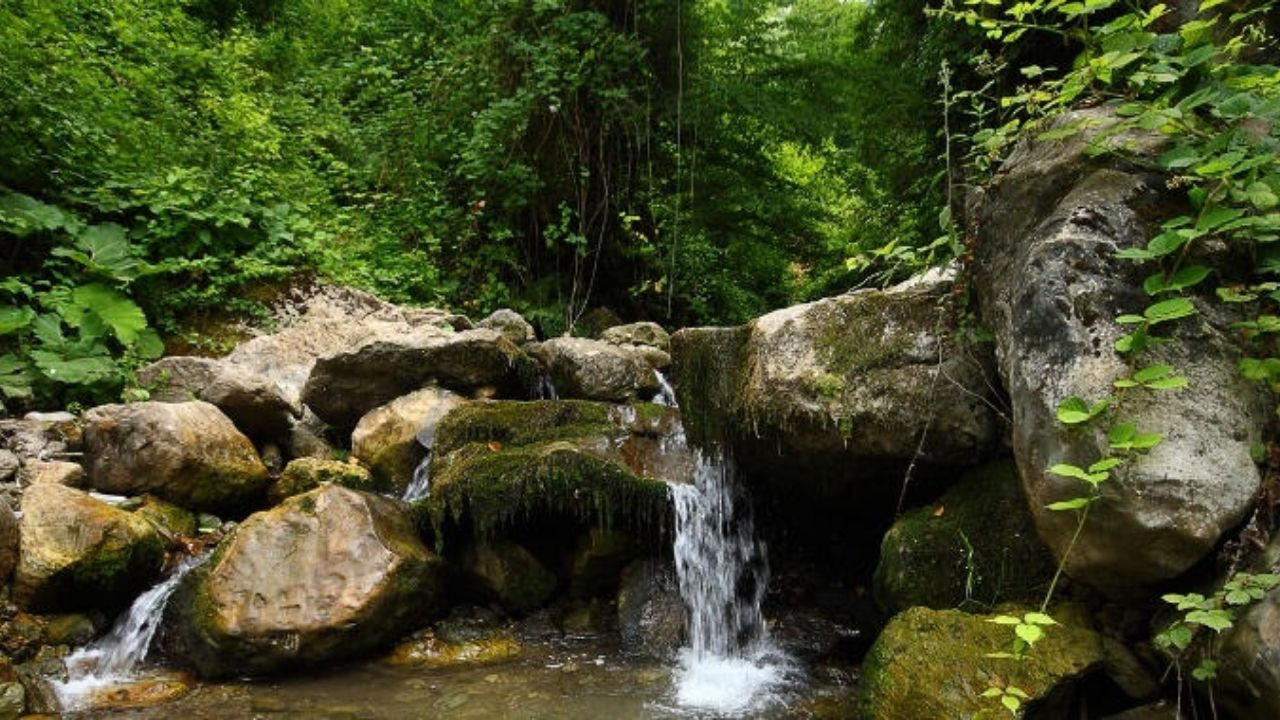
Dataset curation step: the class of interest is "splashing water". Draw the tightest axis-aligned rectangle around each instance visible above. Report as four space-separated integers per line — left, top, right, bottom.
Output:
669 449 790 713
55 553 206 710
403 398 459 502
653 371 678 407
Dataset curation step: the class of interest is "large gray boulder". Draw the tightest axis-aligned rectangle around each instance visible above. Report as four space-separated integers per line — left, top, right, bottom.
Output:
527 337 661 402
478 308 536 345
671 276 998 463
351 388 464 494
137 356 297 439
302 328 527 426
82 401 270 513
164 484 444 678
971 108 1269 591
15 484 163 612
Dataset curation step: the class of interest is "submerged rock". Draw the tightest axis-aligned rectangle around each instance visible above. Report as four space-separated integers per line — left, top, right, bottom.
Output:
527 338 660 402
351 388 463 494
972 108 1269 590
857 606 1149 720
82 401 269 514
301 328 528 427
616 559 684 658
461 540 557 614
266 457 373 505
15 485 163 612
388 627 520 669
165 484 443 678
874 460 1056 614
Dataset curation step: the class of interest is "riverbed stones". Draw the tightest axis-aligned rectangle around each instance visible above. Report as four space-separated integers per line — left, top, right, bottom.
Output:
302 327 527 426
14 485 163 612
351 388 463 494
165 484 443 678
972 108 1269 591
17 461 84 488
266 457 373 505
526 338 660 402
874 460 1056 613
857 606 1147 720
81 401 269 513
137 356 297 439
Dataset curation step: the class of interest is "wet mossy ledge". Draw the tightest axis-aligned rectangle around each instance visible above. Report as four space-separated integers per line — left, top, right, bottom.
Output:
415 400 680 550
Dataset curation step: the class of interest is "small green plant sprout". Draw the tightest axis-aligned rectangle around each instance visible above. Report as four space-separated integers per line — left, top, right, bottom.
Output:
1112 364 1188 391
1155 572 1280 684
986 611 1057 661
1054 395 1110 425
1114 297 1198 355
981 681 1031 716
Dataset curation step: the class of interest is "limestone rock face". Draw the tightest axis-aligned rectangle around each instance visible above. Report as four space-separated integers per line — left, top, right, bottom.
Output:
972 108 1269 590
82 401 269 513
15 485 163 612
164 484 443 678
527 337 660 402
138 356 297 439
672 277 998 463
351 388 463 494
302 328 526 427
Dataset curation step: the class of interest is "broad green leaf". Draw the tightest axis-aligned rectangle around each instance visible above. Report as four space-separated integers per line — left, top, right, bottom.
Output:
1090 457 1123 473
988 615 1021 625
1056 397 1092 424
133 328 165 360
1133 364 1174 383
1109 423 1136 444
1186 609 1233 632
1131 433 1163 449
71 284 147 345
1015 624 1044 644
1146 375 1189 390
1144 297 1196 324
1048 497 1093 511
0 306 35 335
1001 695 1021 713
1159 146 1201 169
29 351 120 385
1024 612 1056 626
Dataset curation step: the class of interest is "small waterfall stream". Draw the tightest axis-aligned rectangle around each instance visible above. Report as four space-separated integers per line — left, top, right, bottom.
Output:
54 553 206 709
402 399 460 502
657 371 791 713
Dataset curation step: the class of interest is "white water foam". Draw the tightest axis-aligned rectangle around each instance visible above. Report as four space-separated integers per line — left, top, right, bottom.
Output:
402 396 460 502
654 370 678 407
669 449 791 713
54 553 205 710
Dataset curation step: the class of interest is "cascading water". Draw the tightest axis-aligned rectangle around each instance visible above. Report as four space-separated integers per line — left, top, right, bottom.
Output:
54 553 206 710
668 447 791 713
653 370 678 407
402 397 462 502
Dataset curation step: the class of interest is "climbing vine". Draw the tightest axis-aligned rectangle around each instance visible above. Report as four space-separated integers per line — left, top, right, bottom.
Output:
932 0 1279 714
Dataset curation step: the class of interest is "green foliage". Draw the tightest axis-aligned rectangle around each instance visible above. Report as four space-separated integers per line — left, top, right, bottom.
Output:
1155 572 1280 684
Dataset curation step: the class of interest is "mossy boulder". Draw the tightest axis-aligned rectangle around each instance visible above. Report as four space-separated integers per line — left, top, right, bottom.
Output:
617 558 684 658
387 627 520 668
267 457 374 505
15 484 164 612
419 400 677 543
874 460 1056 613
670 280 998 463
461 539 557 614
82 401 270 514
133 496 198 547
163 484 444 678
351 388 463 494
857 606 1149 720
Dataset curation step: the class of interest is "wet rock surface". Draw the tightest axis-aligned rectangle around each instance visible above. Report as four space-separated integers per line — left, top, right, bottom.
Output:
164 484 443 678
616 559 684 659
351 387 463 494
527 338 660 402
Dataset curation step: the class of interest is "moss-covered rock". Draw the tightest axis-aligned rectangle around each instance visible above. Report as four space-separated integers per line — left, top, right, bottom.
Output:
351 388 462 494
15 485 164 613
133 496 198 547
857 606 1144 720
387 628 520 668
462 540 557 614
418 400 676 545
267 457 374 504
164 484 444 678
873 460 1056 613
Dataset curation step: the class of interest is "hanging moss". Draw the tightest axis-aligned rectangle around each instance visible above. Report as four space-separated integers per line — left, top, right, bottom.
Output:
418 440 671 550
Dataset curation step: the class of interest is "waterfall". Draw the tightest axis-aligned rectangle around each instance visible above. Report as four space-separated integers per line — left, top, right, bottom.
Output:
402 399 457 502
54 553 206 709
669 448 790 712
653 370 677 407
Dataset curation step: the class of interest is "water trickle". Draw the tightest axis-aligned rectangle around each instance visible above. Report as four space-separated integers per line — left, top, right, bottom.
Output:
534 372 558 400
55 553 206 709
653 371 678 407
403 399 457 502
669 448 790 713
